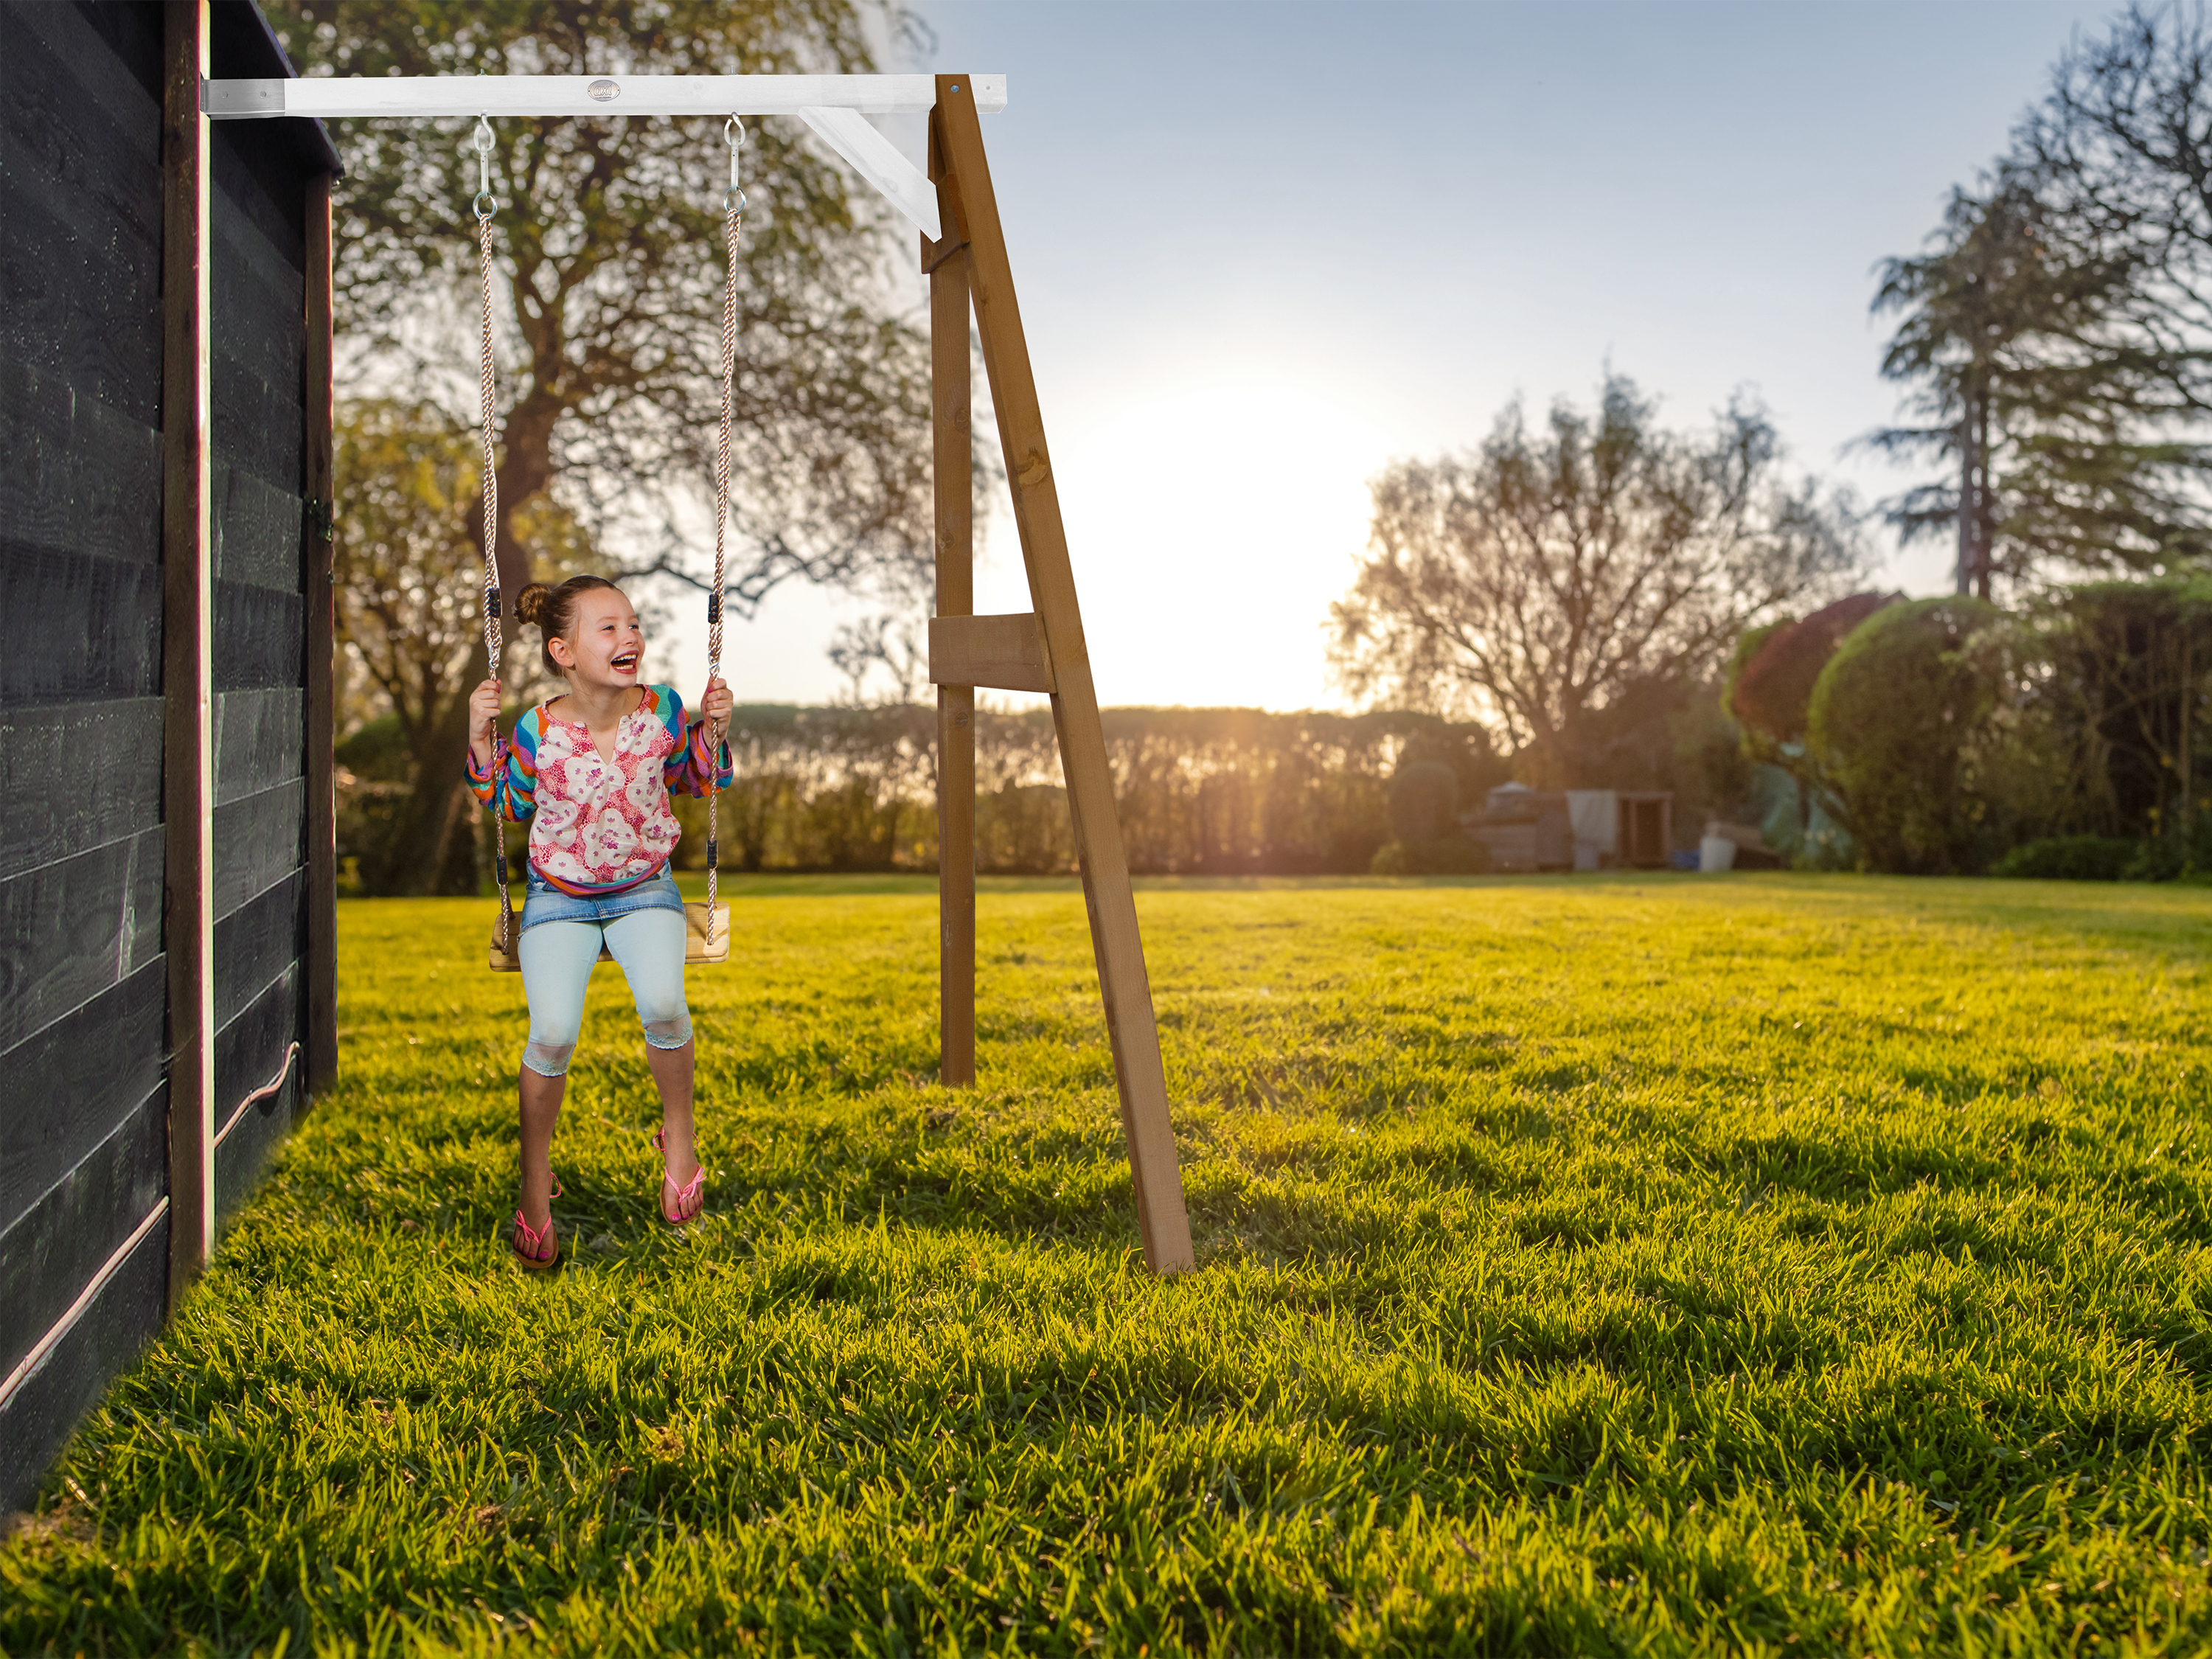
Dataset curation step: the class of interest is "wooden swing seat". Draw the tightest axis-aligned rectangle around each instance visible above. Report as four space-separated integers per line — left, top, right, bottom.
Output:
489 900 730 973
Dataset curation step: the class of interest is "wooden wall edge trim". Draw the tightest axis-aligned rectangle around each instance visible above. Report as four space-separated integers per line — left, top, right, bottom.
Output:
302 171 338 1100
161 0 216 1310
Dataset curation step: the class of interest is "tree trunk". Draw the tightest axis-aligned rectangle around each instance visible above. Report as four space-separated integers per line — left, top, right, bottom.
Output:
364 635 493 896
1973 390 1994 602
493 383 561 607
1955 384 1979 598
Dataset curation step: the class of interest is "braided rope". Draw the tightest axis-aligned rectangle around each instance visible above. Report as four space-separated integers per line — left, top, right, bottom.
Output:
706 195 740 941
478 208 511 952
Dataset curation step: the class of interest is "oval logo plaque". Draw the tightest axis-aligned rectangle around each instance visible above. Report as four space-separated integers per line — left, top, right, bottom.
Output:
586 79 621 102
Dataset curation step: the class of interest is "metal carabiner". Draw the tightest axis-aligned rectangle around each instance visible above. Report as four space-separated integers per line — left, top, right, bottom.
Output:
722 116 745 215
473 115 497 218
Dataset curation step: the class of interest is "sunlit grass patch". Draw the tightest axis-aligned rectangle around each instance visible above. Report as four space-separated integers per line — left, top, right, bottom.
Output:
6 873 2212 1655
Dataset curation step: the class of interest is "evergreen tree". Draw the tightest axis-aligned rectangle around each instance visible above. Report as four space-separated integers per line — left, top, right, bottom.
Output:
1865 178 2201 597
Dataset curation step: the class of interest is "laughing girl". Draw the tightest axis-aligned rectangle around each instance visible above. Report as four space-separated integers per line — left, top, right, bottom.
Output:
465 575 734 1270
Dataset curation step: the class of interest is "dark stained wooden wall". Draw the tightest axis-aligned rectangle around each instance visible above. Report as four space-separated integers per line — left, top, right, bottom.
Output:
207 59 315 1225
0 0 336 1514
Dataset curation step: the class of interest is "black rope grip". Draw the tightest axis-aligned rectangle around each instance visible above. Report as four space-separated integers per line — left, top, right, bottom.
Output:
706 838 718 870
707 594 721 625
485 586 501 620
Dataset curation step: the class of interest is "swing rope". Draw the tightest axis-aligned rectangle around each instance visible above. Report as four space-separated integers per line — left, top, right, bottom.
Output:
473 116 741 961
706 117 745 946
473 116 512 955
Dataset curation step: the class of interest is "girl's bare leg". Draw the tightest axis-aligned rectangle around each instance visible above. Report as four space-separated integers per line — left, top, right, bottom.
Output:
518 1066 566 1230
645 1039 702 1217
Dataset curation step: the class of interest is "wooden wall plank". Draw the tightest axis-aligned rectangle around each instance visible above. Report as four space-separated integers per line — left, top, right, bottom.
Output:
0 959 165 1240
0 7 163 431
212 779 306 922
213 872 302 1032
0 355 164 568
0 700 163 884
0 16 161 257
209 114 310 263
936 79 1194 1274
212 688 304 806
0 544 165 708
215 964 297 1117
212 163 307 378
213 465 307 592
304 170 338 1099
13 3 163 111
215 1066 297 1231
0 1083 166 1386
211 579 305 693
211 353 306 495
0 828 164 1054
0 1198 165 1515
213 967 300 1227
162 0 216 1301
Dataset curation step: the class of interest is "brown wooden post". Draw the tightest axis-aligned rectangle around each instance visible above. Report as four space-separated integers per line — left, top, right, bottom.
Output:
933 77 1194 1273
929 119 976 1088
303 173 339 1099
161 0 215 1306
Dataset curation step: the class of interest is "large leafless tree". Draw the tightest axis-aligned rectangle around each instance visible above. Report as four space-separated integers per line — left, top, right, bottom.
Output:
1330 377 1864 786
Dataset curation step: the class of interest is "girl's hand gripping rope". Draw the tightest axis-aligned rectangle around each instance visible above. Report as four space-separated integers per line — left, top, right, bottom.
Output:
699 675 732 749
467 676 504 772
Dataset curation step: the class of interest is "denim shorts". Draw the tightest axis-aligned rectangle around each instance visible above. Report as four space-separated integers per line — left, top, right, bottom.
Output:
518 865 686 933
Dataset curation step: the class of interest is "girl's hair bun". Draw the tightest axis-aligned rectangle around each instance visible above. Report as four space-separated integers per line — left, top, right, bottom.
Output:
515 582 552 627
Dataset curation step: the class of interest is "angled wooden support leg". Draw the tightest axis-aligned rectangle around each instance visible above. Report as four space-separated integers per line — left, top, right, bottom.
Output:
929 118 975 1088
933 76 1194 1274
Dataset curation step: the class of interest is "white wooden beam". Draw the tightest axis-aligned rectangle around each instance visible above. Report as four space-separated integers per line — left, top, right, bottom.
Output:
798 105 939 240
204 72 1006 121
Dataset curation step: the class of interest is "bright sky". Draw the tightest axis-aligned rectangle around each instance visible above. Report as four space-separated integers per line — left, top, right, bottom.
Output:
693 0 2115 712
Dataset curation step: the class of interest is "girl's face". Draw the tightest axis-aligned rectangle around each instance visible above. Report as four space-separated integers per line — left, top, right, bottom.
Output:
551 589 644 691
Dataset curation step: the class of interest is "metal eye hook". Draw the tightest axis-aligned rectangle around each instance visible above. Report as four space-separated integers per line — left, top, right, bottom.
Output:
725 116 745 153
474 114 495 156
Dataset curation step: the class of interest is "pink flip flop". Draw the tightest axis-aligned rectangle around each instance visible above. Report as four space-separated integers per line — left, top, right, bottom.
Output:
653 1129 705 1227
512 1208 559 1270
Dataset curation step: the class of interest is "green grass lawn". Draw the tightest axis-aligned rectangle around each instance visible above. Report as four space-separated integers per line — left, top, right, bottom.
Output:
7 873 2212 1656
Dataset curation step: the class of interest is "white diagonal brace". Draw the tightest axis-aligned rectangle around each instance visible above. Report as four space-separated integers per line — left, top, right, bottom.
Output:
797 105 939 241
204 73 1007 122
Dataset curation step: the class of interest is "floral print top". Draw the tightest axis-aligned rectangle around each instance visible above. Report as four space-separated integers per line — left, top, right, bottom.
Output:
465 684 734 896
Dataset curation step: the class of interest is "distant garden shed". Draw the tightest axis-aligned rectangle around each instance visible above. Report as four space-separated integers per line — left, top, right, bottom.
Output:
1 0 338 1510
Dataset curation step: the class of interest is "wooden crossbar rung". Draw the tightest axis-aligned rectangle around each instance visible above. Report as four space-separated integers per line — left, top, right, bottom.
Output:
928 611 1055 693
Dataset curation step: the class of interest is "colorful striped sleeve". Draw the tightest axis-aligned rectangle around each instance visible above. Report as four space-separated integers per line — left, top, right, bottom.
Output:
656 686 734 798
465 707 540 823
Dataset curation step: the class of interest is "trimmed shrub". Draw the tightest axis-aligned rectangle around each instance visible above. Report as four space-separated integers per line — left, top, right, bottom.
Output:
1989 835 2136 881
1388 760 1460 846
1370 836 1491 875
1807 597 2063 874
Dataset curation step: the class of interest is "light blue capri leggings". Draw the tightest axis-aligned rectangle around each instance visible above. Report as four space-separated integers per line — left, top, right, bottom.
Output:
516 870 692 1078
